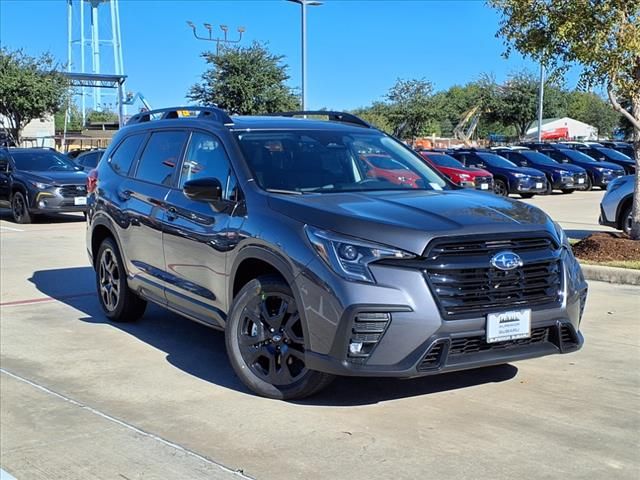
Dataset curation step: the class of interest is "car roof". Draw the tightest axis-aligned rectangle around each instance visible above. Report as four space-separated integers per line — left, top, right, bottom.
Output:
229 115 372 133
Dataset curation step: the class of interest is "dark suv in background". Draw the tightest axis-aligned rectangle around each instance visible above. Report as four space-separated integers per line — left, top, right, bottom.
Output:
449 149 547 197
0 147 88 223
494 148 588 194
86 107 587 399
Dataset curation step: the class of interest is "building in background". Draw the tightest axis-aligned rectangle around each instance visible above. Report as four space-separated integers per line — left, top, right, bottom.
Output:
525 117 598 141
0 115 55 148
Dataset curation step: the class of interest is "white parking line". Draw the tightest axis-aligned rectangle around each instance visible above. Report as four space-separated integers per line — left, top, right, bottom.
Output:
0 225 23 232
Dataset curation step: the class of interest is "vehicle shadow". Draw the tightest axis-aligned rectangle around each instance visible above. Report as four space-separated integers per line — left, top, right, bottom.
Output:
0 208 85 223
29 267 519 406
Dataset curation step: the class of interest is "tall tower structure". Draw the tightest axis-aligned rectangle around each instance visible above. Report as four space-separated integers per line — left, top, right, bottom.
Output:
67 0 125 124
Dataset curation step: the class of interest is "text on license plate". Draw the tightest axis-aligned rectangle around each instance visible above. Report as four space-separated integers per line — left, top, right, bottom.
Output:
480 183 489 190
74 196 87 206
486 309 531 343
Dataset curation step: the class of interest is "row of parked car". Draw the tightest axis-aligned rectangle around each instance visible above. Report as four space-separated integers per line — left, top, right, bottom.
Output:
416 141 635 198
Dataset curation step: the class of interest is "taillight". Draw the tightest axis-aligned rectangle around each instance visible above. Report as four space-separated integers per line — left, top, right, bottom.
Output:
87 169 98 194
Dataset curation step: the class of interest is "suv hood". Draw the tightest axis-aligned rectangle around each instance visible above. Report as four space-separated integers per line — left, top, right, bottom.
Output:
551 163 586 174
269 189 555 255
22 170 87 185
504 166 545 177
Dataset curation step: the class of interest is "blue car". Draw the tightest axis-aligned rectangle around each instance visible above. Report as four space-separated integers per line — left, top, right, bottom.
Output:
495 148 588 194
573 146 635 174
527 145 625 190
449 149 547 198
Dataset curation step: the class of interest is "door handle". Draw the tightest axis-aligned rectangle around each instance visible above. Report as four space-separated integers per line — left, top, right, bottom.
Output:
166 206 178 221
118 189 132 201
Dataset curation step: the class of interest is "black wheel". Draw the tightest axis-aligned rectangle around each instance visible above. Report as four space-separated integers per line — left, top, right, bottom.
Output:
494 179 509 197
583 175 593 191
520 193 535 199
96 238 146 322
621 205 632 235
560 189 575 194
225 275 334 400
11 191 31 224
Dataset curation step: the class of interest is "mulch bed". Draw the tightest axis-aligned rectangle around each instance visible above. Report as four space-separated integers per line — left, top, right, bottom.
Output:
572 232 640 262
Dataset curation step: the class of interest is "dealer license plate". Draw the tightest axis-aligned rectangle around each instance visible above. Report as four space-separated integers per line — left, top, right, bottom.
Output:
74 196 87 206
535 182 543 189
486 309 531 343
578 178 585 184
480 183 489 190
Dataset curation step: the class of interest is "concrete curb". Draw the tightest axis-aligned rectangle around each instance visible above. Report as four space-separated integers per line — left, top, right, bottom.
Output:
580 264 640 286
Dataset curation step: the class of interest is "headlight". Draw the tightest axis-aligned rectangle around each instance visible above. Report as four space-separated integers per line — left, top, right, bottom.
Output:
458 173 471 180
553 221 571 249
513 173 529 178
305 225 415 283
30 181 52 189
595 167 611 173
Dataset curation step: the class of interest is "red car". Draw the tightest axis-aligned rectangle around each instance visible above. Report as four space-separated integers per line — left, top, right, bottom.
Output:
419 151 494 191
360 154 421 187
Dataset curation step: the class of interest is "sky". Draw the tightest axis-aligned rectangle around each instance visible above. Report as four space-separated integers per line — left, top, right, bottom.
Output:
0 0 581 112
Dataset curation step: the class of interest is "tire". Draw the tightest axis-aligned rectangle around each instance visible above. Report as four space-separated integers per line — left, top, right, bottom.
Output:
95 237 146 322
583 175 593 191
225 275 334 400
621 205 632 235
544 179 553 195
560 189 575 194
11 191 32 224
494 179 509 197
520 193 535 199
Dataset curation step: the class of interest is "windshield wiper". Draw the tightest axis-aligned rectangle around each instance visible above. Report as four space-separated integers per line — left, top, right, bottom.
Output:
265 188 304 195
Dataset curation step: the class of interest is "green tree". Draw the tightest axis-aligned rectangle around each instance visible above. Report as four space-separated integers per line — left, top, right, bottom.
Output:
54 101 83 132
352 102 394 134
489 0 640 238
0 49 67 145
87 109 119 123
486 71 565 138
188 42 299 115
565 90 620 138
384 78 434 139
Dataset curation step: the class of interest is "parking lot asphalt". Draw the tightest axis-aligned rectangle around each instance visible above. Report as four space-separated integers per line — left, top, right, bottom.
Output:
1 191 639 480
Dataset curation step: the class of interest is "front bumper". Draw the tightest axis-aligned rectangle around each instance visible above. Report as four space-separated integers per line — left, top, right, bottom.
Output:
514 178 546 193
29 186 88 213
297 249 587 378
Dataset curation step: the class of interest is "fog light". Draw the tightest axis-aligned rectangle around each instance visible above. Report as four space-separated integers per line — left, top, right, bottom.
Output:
38 200 47 208
349 341 364 355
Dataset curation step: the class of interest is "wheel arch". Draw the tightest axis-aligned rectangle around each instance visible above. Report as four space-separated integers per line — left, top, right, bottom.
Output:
616 194 634 230
90 217 123 268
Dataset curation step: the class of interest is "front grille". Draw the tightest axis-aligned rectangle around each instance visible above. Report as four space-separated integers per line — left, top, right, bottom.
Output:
475 176 492 184
58 184 87 198
423 235 561 318
449 327 549 356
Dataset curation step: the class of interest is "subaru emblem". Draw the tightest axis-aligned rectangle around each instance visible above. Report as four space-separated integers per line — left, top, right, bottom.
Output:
490 251 523 271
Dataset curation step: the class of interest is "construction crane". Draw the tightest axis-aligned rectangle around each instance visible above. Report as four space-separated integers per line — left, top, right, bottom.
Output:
123 92 152 112
453 105 482 147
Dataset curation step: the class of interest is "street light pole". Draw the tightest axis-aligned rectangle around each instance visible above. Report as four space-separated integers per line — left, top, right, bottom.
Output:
287 0 322 110
537 62 545 142
186 21 245 54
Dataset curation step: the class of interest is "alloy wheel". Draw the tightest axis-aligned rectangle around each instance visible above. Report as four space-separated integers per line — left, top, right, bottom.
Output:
494 180 508 196
98 247 121 311
237 292 307 386
12 195 25 222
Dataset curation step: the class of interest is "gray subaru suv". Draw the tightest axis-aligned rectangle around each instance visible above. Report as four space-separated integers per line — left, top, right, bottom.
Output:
86 107 587 399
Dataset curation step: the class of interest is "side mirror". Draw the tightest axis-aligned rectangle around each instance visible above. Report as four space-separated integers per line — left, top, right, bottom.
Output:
183 177 223 202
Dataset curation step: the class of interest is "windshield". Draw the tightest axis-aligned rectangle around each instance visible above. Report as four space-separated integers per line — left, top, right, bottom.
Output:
477 152 518 168
234 130 448 193
596 147 632 161
561 149 598 163
519 150 560 166
12 150 81 172
423 153 465 169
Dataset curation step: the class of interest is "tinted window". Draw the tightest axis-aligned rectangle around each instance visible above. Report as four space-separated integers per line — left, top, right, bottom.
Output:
110 134 145 175
477 152 518 168
235 130 446 193
595 147 632 161
135 131 188 185
179 132 232 192
519 150 560 166
424 153 465 169
11 150 80 172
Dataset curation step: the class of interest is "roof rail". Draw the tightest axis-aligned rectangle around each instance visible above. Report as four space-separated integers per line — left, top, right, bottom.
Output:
271 111 372 129
127 106 233 126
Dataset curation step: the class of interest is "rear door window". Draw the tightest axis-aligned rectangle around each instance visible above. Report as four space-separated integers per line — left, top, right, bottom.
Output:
110 134 145 175
135 131 188 186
